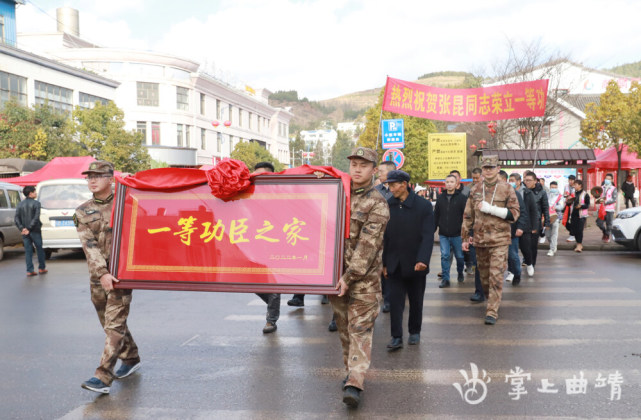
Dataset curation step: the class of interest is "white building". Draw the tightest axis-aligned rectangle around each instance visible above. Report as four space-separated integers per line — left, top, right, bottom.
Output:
485 61 641 150
300 129 337 151
336 121 364 138
16 7 292 167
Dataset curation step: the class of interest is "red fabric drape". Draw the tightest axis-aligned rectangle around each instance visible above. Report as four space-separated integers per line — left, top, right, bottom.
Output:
116 163 352 238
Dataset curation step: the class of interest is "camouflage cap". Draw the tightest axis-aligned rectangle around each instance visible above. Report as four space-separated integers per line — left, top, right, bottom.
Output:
480 155 499 167
347 147 377 164
81 160 114 175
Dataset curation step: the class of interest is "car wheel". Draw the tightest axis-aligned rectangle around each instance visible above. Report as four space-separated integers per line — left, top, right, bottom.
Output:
0 237 4 261
45 249 53 260
637 230 641 252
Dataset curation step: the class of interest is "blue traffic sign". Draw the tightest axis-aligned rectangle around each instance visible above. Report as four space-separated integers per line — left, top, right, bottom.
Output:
382 119 405 149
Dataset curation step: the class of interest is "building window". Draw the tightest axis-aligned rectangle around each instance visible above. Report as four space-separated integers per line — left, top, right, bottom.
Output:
136 121 147 144
249 112 253 130
541 123 551 139
217 132 223 153
216 99 221 120
0 16 5 45
137 82 159 106
0 70 27 107
34 81 72 114
151 122 160 145
200 93 205 115
228 104 233 124
177 124 184 147
176 86 189 111
238 108 243 127
201 128 206 150
185 125 191 148
79 92 109 109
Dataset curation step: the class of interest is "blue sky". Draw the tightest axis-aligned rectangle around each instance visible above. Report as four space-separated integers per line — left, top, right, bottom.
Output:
15 0 641 100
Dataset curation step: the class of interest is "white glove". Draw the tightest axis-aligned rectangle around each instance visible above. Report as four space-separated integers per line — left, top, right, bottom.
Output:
479 201 508 219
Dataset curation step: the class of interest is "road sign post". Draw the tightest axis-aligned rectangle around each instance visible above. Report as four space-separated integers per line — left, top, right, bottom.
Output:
382 148 405 169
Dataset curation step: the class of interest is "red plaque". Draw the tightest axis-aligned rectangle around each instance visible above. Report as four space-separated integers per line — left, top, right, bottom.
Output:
111 175 345 293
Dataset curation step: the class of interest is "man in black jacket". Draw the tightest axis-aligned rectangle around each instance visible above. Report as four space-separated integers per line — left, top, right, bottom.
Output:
383 170 434 350
523 171 550 275
434 174 467 288
14 185 47 276
500 171 529 286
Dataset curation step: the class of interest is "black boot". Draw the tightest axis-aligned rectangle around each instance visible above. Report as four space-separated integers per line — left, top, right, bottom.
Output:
343 386 361 408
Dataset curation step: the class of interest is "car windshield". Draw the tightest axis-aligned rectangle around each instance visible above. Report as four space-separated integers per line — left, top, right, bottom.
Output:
39 183 93 210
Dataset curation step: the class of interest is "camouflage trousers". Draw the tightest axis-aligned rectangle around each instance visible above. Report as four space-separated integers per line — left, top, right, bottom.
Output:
329 291 381 391
475 245 509 320
90 283 140 385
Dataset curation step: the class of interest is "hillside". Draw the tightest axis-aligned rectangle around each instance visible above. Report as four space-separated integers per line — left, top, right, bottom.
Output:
270 72 477 133
606 60 641 78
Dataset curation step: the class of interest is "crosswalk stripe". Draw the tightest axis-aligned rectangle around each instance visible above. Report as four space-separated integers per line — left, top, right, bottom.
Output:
224 314 321 321
423 299 641 307
247 299 325 306
427 287 634 294
422 316 626 326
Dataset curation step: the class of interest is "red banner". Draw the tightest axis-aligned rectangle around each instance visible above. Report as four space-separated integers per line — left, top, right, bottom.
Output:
111 176 345 293
382 77 549 122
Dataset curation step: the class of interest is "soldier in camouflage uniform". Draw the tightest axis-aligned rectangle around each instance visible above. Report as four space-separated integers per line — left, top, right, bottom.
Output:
75 161 141 394
329 147 390 408
461 155 519 325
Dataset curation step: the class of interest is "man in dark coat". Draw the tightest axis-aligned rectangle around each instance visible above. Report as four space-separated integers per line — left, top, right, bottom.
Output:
383 170 435 350
375 160 396 313
14 185 47 276
523 171 550 275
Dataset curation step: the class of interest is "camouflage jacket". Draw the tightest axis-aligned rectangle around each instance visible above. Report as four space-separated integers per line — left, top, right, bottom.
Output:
462 180 519 248
74 194 114 283
342 182 390 294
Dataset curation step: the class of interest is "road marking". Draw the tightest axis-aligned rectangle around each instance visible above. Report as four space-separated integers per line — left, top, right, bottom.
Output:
188 335 331 347
428 287 634 294
180 334 200 347
423 299 641 307
248 299 325 306
224 314 321 321
422 316 621 326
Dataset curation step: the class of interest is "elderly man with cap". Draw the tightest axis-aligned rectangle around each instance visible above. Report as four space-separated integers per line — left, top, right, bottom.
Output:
75 161 141 394
382 169 434 351
330 146 389 408
462 155 519 325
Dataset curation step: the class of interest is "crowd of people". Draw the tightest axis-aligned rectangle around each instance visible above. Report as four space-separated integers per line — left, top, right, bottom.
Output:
64 152 629 410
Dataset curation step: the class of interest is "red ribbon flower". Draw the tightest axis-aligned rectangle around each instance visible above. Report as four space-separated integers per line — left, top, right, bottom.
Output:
205 158 251 199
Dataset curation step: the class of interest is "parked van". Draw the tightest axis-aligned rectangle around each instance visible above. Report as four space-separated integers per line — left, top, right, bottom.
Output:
36 178 92 258
0 181 24 261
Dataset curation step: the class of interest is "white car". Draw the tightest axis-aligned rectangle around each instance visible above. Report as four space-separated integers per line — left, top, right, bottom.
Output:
612 206 641 251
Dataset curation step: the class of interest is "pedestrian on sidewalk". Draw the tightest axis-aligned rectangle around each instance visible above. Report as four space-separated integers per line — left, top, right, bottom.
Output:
545 181 565 256
462 156 520 325
523 171 550 275
375 160 396 313
622 175 637 208
596 173 617 243
75 161 141 394
564 175 577 242
501 171 529 286
329 147 389 408
14 185 47 276
569 179 589 252
434 174 466 288
383 170 434 351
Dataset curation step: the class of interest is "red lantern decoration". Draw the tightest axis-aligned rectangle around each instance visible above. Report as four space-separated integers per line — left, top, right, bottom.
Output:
469 144 477 151
224 121 232 127
212 121 220 127
479 139 487 147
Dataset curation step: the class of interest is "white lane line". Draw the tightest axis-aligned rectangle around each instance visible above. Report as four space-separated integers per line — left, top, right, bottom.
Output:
423 299 641 307
180 334 200 347
248 299 324 306
224 314 322 321
428 287 634 294
422 317 621 326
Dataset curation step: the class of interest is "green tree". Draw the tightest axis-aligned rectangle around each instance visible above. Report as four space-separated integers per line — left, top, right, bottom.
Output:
231 140 284 172
580 80 641 184
359 91 436 183
309 140 326 166
331 130 356 172
73 102 150 173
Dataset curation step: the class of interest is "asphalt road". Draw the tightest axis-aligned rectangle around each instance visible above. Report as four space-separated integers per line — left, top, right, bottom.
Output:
1 246 640 419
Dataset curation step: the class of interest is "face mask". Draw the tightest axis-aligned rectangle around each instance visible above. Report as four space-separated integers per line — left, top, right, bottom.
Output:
550 188 558 194
509 182 517 189
604 179 611 186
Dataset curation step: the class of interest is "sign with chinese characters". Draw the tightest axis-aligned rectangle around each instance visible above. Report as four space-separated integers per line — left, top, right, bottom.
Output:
428 133 467 180
381 119 405 149
110 176 346 293
382 76 549 122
